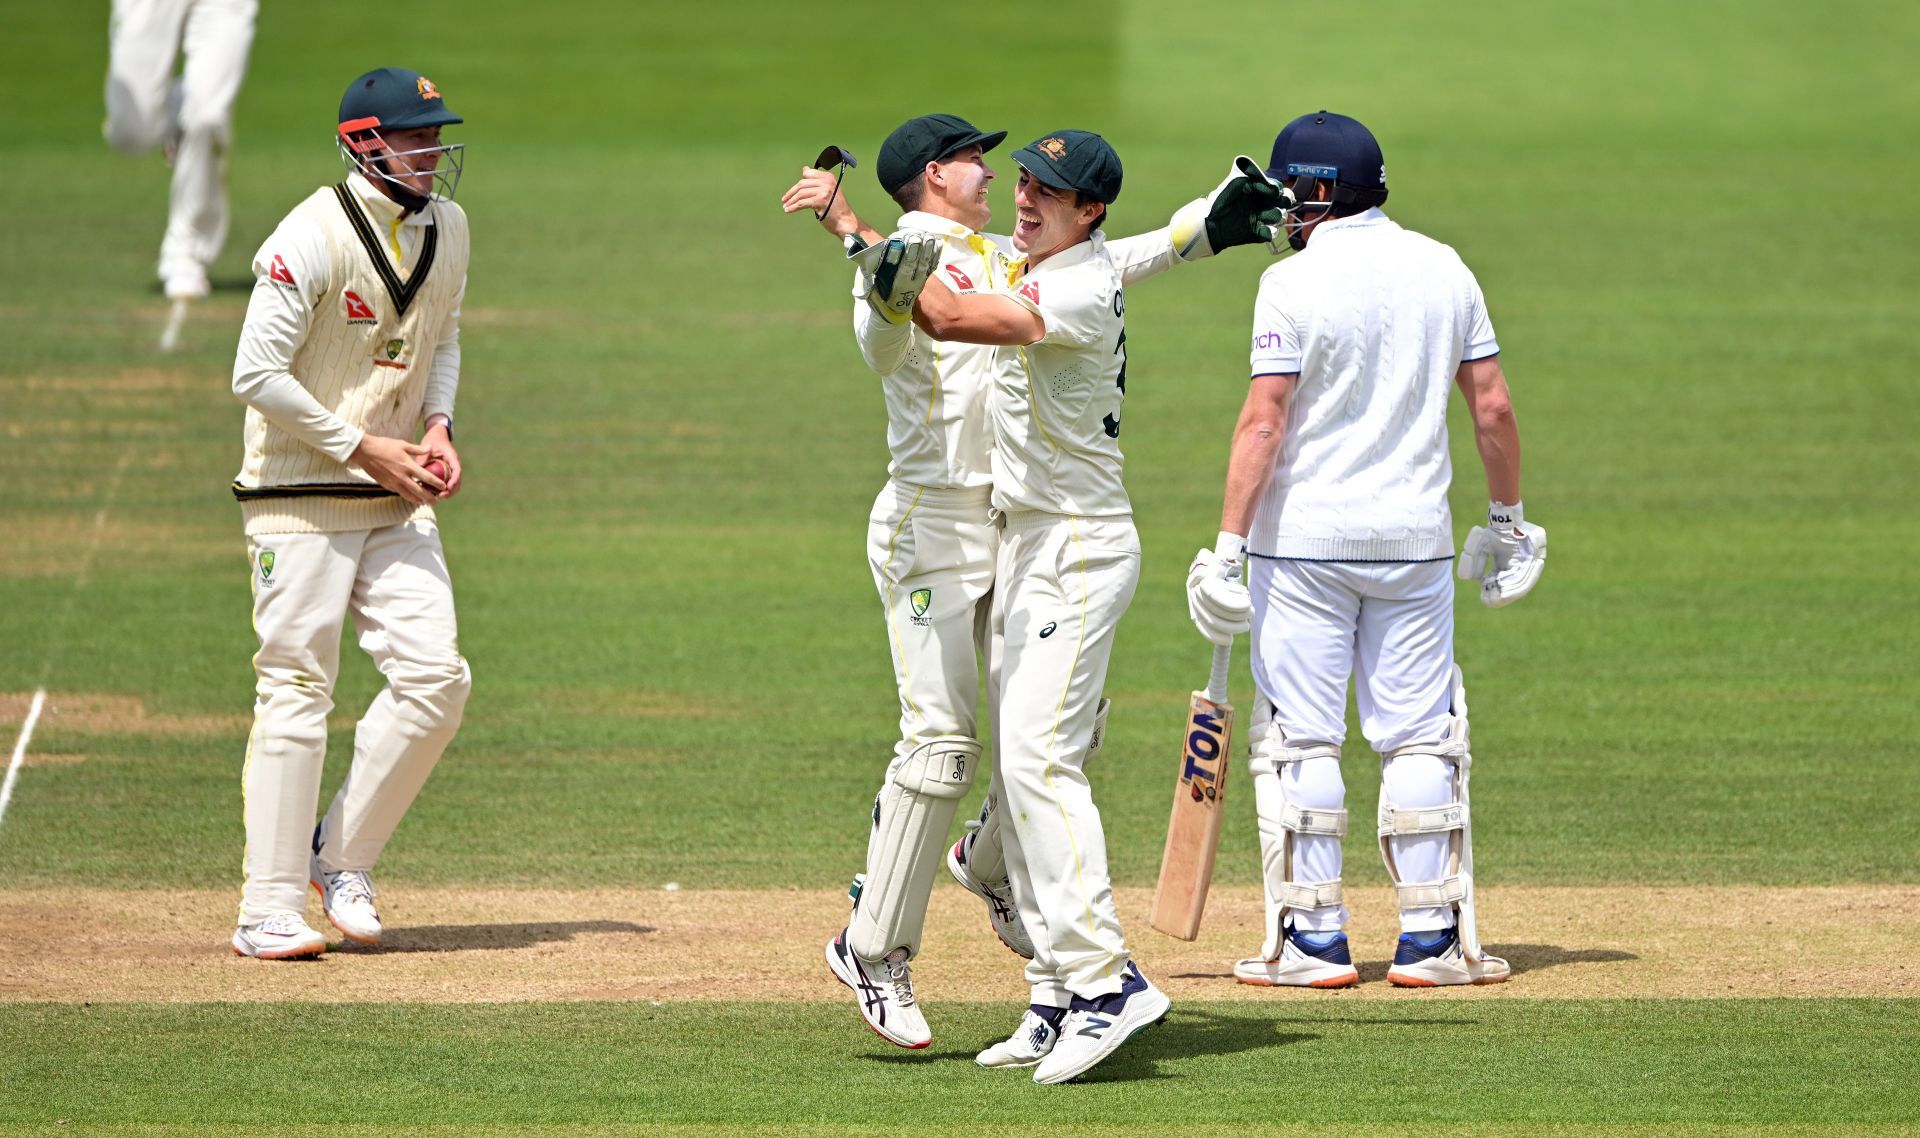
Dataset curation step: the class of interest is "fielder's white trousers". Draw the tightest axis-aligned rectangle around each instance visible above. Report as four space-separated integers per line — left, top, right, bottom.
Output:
994 510 1137 1005
860 481 998 953
239 519 469 925
1249 557 1458 933
104 0 257 283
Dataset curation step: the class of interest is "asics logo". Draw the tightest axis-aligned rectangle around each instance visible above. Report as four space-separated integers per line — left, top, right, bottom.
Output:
1077 1015 1112 1038
1039 622 1057 639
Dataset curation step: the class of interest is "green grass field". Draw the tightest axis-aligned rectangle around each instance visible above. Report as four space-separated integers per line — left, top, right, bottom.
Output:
2 0 1917 1131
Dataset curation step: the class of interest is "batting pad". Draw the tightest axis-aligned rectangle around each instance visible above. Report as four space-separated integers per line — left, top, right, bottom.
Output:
849 735 981 961
1249 716 1346 959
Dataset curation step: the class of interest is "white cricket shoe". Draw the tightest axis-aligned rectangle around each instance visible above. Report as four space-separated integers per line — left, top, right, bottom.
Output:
946 834 1035 959
231 913 327 960
310 858 382 945
162 267 209 301
976 1005 1066 1069
1031 961 1170 1085
1386 926 1511 987
1234 924 1360 988
825 928 931 1049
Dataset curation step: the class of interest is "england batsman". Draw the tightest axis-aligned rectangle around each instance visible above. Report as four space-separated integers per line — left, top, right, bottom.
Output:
227 68 471 959
1185 111 1547 989
781 117 1283 1050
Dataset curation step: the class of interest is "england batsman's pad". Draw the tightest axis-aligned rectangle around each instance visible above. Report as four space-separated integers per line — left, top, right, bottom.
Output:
1149 643 1235 940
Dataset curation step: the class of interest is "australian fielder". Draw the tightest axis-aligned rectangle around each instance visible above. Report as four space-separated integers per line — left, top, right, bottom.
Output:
227 68 471 959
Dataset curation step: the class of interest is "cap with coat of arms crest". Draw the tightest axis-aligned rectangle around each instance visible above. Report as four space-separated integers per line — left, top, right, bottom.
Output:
338 67 463 132
1011 129 1122 204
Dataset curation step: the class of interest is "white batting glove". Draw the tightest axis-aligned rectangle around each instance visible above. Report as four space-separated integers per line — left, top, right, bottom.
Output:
1456 501 1548 608
1186 531 1252 645
850 229 942 325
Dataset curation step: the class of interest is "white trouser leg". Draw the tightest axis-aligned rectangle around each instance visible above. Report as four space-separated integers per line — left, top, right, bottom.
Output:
1248 559 1362 934
159 0 255 280
1348 560 1458 931
995 513 1137 1001
314 520 468 871
104 0 189 155
240 530 361 924
858 483 996 957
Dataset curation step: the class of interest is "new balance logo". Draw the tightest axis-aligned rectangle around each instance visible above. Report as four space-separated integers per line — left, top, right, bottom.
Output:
1077 1016 1112 1038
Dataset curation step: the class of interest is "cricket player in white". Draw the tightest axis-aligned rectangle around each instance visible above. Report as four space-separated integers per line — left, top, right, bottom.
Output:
227 68 471 960
1185 111 1548 989
780 119 1285 1051
910 129 1249 1084
104 0 257 317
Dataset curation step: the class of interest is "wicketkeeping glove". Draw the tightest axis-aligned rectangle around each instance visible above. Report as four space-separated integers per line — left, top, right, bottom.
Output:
1186 532 1253 645
1456 501 1549 608
850 229 942 325
1170 157 1296 261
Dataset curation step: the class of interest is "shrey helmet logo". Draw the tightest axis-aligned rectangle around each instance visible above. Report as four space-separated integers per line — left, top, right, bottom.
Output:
416 76 441 101
385 338 405 360
258 550 275 580
1039 137 1068 160
910 588 932 618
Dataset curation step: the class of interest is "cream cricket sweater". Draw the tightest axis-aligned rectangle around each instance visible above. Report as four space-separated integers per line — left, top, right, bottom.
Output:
231 172 469 535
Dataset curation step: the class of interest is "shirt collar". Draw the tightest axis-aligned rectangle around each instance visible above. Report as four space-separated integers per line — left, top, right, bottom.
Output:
1024 229 1104 273
346 171 434 227
897 210 978 241
1310 207 1393 238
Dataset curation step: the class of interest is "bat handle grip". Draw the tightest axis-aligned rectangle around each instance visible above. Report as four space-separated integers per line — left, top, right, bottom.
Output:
1207 642 1231 704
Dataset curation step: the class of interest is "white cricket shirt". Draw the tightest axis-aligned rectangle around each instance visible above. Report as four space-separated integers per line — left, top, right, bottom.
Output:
986 232 1132 517
852 216 1178 497
1246 209 1498 560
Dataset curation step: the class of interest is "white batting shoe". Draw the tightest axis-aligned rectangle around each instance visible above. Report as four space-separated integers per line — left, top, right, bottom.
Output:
976 1004 1066 1069
825 928 931 1049
1387 927 1511 987
1234 924 1360 988
946 835 1035 959
310 858 382 945
231 913 327 960
1032 962 1170 1085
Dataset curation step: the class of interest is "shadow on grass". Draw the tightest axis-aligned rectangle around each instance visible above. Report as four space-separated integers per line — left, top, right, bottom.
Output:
355 919 654 953
869 1009 1317 1082
1351 943 1638 984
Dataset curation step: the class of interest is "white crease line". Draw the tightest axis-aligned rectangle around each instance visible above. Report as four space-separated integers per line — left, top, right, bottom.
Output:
0 689 49 830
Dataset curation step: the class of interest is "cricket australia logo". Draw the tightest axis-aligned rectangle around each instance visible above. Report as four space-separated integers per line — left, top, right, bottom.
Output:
909 588 933 627
257 549 276 588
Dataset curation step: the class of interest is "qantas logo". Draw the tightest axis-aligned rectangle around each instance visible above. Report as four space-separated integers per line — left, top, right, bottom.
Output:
943 264 974 290
1018 280 1040 305
267 255 296 288
343 291 377 324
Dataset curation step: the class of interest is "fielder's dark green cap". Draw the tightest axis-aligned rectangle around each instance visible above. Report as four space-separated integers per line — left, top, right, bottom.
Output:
876 113 1007 195
338 67 463 133
1012 130 1122 204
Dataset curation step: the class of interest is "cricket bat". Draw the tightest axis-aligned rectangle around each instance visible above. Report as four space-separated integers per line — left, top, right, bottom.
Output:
1148 642 1235 940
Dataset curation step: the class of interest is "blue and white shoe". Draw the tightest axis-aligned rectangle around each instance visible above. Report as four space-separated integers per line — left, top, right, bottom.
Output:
976 1004 1066 1069
1031 961 1170 1085
1387 926 1511 987
1234 923 1359 988
825 928 931 1049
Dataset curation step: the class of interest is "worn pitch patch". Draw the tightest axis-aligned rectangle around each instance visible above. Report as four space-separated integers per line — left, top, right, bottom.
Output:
0 885 1913 1004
